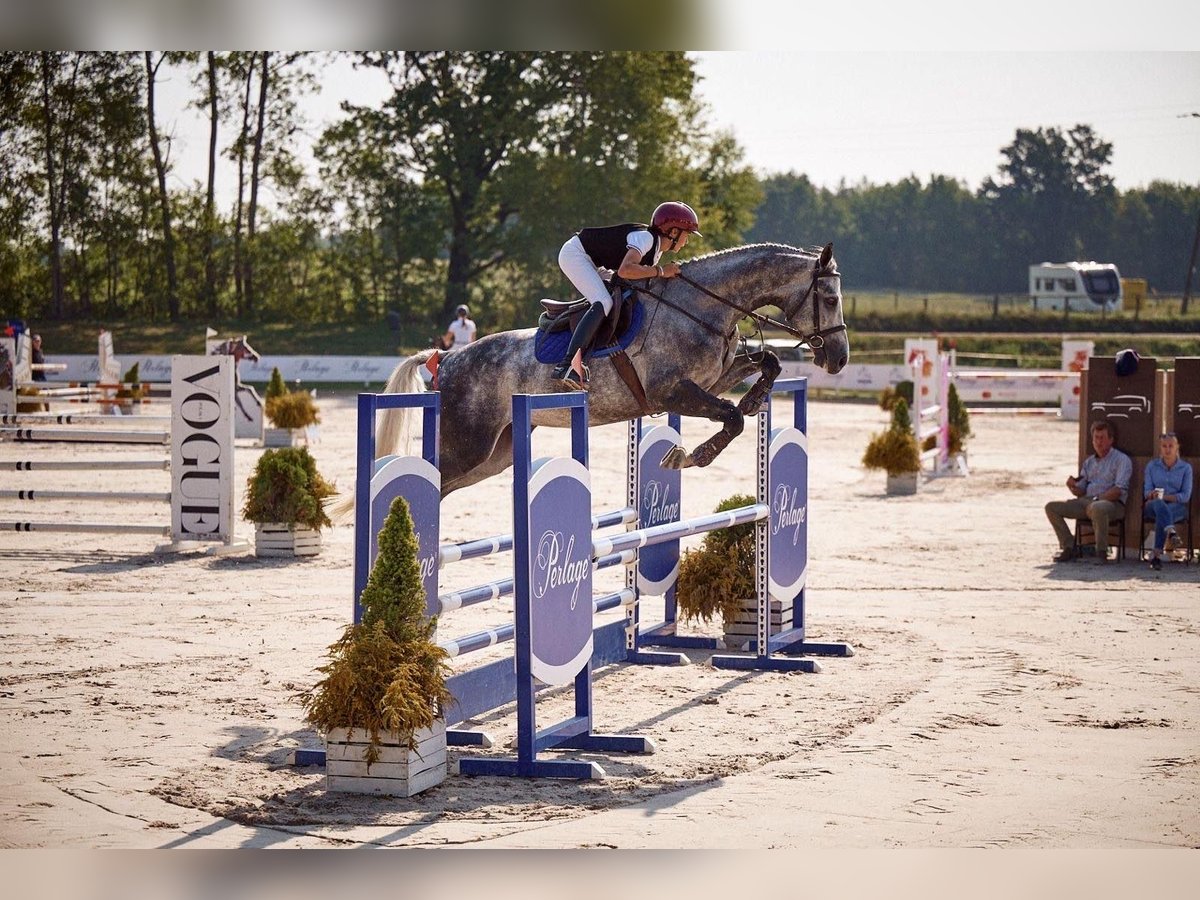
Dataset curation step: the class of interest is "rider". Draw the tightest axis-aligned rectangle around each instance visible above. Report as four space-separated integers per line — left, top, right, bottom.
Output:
551 201 701 389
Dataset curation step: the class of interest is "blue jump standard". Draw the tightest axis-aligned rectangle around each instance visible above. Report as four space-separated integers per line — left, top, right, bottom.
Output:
293 379 850 778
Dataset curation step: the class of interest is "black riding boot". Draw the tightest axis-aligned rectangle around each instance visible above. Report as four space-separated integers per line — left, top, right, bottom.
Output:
551 301 606 390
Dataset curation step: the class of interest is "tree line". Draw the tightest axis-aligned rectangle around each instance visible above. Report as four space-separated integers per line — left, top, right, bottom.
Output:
2 51 1196 339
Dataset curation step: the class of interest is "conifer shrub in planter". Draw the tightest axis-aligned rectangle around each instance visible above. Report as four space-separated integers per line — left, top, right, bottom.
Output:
863 397 921 495
113 362 145 414
243 446 335 556
263 368 319 447
675 493 790 650
301 496 452 796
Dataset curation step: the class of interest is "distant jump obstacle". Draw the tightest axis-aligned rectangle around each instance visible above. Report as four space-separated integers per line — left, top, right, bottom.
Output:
0 353 246 554
293 378 851 780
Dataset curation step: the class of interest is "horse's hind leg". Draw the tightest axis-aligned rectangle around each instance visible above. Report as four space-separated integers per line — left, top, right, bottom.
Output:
659 379 744 470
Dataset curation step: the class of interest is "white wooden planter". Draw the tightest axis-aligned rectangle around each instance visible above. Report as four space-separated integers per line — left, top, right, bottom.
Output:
886 472 919 495
325 722 447 797
254 523 321 557
723 596 793 651
264 427 304 447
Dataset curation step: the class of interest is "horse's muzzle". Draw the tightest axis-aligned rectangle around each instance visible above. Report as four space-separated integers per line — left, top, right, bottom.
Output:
814 335 848 374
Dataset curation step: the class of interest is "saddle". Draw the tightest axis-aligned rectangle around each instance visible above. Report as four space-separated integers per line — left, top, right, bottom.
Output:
537 280 635 354
534 280 651 415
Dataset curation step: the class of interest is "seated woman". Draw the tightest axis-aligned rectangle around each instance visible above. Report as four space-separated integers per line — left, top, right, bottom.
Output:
1143 431 1193 570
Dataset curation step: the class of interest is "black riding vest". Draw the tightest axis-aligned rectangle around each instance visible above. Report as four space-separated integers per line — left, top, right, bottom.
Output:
576 223 657 270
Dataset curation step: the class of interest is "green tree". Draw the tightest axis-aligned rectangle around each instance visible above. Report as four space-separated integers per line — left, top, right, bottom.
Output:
980 124 1116 278
338 51 754 326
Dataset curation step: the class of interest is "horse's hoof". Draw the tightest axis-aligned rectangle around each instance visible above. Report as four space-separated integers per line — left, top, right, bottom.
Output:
659 446 692 470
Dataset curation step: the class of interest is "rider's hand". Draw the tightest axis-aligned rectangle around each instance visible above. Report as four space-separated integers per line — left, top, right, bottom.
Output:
661 262 682 278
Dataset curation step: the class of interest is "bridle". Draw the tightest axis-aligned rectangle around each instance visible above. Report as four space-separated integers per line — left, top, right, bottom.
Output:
670 263 848 351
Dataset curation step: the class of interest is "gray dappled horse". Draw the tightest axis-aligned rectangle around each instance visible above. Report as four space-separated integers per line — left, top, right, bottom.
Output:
375 242 848 498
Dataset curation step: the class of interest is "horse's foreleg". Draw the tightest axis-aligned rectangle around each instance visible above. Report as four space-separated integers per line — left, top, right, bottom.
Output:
736 351 782 416
659 380 744 470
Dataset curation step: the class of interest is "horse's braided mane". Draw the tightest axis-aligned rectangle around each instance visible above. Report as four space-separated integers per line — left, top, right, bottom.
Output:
683 241 824 266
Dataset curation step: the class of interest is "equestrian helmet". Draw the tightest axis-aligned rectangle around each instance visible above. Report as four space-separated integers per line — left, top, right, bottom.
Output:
651 201 702 236
456 304 469 317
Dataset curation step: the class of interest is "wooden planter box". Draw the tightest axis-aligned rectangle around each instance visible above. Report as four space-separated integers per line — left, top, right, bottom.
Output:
264 427 305 447
886 472 919 495
254 523 321 557
325 722 447 797
723 596 794 651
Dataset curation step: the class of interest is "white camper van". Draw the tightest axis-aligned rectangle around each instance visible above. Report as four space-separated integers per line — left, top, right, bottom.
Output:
1028 261 1122 312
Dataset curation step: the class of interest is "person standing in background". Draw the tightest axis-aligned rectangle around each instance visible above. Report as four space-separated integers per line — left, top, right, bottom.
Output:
443 305 476 350
30 333 47 382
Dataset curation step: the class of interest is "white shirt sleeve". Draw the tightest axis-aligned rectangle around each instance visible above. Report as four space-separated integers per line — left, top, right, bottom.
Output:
626 230 655 260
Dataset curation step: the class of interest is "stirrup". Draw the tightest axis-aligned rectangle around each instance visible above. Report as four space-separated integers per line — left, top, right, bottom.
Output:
552 363 589 391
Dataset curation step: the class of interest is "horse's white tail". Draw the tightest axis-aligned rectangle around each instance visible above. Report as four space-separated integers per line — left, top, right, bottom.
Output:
325 350 433 524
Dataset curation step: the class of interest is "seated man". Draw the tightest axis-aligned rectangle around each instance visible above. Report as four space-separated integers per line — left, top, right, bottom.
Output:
1045 420 1132 564
1143 431 1193 570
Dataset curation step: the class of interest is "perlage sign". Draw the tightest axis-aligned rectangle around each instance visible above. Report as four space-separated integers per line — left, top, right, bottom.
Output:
527 456 593 687
637 424 681 596
371 455 441 618
767 426 808 604
170 356 235 542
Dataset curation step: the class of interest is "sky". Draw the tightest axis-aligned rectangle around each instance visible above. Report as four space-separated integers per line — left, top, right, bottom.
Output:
154 51 1200 211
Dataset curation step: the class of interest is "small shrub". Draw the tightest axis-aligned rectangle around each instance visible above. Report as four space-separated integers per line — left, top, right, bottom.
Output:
265 366 288 401
862 398 920 477
676 493 757 625
301 496 451 762
243 447 336 530
265 389 320 429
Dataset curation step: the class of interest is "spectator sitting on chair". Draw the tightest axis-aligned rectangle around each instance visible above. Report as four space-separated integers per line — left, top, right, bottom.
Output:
1143 432 1193 571
1045 420 1132 564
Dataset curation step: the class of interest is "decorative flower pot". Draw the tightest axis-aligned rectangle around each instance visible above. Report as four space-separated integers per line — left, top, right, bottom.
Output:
264 427 304 447
886 472 919 495
722 596 793 651
325 722 447 797
254 523 321 557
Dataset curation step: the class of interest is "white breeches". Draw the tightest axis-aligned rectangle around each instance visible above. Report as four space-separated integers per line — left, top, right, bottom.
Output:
558 235 614 314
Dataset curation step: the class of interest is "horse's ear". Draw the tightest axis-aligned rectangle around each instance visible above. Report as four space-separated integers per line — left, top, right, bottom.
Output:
819 242 833 267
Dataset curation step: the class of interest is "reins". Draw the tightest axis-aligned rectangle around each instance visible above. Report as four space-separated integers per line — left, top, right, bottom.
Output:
633 264 848 351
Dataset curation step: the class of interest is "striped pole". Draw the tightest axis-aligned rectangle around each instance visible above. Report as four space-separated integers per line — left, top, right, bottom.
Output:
0 490 170 502
438 589 632 658
437 507 636 566
435 549 636 615
1 522 170 535
0 427 169 444
0 460 170 471
592 505 769 558
2 413 171 425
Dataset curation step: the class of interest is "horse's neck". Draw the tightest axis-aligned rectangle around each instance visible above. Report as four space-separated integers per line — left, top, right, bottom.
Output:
688 246 816 318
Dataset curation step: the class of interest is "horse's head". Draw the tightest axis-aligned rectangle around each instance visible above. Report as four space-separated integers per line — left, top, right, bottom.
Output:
232 336 261 364
211 335 261 364
781 242 849 375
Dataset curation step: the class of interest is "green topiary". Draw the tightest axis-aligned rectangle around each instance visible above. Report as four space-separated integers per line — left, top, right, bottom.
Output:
265 366 288 401
879 379 914 412
676 493 757 625
947 381 972 448
862 397 921 477
242 447 336 530
301 496 451 762
117 362 144 402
